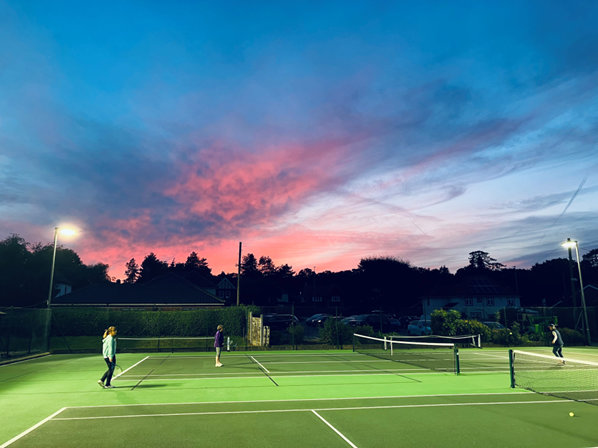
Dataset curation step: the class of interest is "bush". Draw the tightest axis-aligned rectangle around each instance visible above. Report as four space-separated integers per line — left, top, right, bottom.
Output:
455 319 492 342
51 306 257 337
269 324 305 346
558 327 585 345
431 309 462 335
319 320 354 346
491 322 523 346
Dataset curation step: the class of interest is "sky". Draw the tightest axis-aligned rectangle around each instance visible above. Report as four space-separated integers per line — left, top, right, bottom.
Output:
1 1 597 280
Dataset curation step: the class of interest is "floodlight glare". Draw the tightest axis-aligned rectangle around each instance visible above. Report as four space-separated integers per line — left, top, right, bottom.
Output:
47 226 79 307
561 238 591 345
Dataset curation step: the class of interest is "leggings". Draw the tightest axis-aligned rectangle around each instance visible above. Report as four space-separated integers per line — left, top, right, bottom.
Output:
101 357 116 386
552 345 563 358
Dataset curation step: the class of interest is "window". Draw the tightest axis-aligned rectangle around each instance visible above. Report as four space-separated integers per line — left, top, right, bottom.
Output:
465 298 473 306
331 295 341 303
486 298 494 306
507 298 515 306
312 296 323 303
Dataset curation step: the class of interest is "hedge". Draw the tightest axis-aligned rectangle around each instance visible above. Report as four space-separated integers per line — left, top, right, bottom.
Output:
50 306 259 337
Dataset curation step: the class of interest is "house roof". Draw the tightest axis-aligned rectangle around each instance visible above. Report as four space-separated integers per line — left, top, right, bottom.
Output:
53 273 224 306
427 275 517 297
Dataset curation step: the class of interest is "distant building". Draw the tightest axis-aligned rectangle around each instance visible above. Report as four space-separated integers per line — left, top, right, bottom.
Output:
421 275 520 321
52 273 224 309
216 276 236 302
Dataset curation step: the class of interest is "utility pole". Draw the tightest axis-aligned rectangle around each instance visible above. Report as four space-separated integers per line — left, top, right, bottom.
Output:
236 242 242 306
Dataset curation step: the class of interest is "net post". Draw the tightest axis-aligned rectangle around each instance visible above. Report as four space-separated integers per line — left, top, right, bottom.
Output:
352 334 356 352
508 349 515 388
454 348 460 374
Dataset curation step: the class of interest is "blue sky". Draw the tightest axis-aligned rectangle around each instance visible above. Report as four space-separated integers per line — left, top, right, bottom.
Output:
1 0 597 279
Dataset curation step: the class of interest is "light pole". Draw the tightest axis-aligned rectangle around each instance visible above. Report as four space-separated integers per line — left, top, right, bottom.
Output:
47 227 76 307
561 238 591 345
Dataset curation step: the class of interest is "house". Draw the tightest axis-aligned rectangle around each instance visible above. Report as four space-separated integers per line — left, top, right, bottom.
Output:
421 275 520 321
216 276 237 302
52 273 224 309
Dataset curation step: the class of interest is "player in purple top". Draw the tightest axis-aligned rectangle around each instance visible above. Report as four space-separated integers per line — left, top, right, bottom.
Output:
214 324 224 367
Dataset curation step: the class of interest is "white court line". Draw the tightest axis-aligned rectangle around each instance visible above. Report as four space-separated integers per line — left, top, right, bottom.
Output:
124 367 430 377
0 408 66 448
0 353 51 367
65 391 534 408
250 356 270 373
311 410 358 448
118 371 446 381
50 398 571 421
114 356 149 379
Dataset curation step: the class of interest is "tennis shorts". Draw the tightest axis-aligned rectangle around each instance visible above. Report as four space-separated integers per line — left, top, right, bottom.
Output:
215 347 221 357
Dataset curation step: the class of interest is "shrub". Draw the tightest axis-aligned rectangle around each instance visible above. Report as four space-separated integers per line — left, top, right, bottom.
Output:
51 306 256 337
319 320 354 345
431 309 461 335
558 327 585 345
491 323 523 346
455 319 492 342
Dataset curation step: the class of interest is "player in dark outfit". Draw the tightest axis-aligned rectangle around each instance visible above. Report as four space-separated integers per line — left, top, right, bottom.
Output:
548 323 564 363
214 324 224 367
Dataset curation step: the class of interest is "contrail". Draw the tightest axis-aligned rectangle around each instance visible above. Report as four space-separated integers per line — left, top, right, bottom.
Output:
551 175 587 227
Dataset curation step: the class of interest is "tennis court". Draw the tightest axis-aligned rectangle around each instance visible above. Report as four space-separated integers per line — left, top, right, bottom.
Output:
2 345 598 447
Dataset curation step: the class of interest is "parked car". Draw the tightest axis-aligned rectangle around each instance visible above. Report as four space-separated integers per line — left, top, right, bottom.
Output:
340 314 401 332
407 319 432 335
483 321 505 329
305 313 331 327
340 314 370 327
262 313 299 330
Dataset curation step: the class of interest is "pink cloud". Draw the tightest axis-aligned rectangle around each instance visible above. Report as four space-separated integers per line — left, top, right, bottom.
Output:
164 138 356 227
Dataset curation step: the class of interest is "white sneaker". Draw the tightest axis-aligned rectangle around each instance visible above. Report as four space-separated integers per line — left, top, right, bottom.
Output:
215 363 223 367
104 385 114 388
97 380 104 388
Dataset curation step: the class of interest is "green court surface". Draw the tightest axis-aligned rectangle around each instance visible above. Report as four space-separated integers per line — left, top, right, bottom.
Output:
1 347 598 447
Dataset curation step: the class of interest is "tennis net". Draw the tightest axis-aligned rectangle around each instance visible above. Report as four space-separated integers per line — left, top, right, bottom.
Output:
388 334 481 348
118 336 217 353
353 333 459 374
509 349 598 405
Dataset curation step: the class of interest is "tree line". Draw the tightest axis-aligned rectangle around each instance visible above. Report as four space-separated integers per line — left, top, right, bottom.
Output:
2 234 598 313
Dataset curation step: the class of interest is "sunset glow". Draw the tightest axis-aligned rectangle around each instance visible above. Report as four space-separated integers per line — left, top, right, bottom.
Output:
1 1 597 280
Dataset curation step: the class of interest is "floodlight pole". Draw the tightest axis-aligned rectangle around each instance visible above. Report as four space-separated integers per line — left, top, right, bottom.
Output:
236 242 242 306
563 238 591 345
47 227 59 307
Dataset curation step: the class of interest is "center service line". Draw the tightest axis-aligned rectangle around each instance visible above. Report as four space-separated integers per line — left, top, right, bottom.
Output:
311 409 358 448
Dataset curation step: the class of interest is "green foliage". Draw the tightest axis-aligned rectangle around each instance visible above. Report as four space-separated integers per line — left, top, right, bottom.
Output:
319 320 354 345
455 319 492 341
558 327 585 345
288 324 304 344
430 309 462 335
51 306 257 337
354 325 375 337
269 325 304 345
491 322 522 346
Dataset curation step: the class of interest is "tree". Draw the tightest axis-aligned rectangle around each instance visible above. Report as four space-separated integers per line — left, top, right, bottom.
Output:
582 248 598 268
0 235 31 305
184 251 212 278
241 253 259 277
258 256 276 276
124 258 139 284
137 253 169 283
467 251 505 271
276 264 295 279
